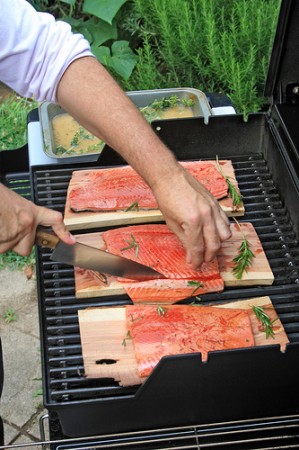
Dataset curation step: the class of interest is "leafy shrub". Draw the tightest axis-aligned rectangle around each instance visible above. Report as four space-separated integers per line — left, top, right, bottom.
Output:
29 0 138 80
122 0 281 116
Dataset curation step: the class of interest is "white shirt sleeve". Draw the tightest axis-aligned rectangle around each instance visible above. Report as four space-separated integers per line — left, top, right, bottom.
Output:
0 0 94 102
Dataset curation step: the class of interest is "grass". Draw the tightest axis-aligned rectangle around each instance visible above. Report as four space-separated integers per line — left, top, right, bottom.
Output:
0 91 37 270
3 308 17 324
0 248 36 271
0 93 38 150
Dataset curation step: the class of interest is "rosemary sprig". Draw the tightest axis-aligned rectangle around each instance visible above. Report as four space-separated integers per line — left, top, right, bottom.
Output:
121 234 139 257
232 218 255 279
252 305 277 339
188 280 204 296
157 305 166 316
122 330 131 347
216 155 242 209
125 201 139 212
190 297 202 305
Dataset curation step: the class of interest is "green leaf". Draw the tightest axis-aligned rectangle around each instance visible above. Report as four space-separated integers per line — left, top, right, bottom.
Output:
85 17 117 47
83 0 128 25
60 0 75 4
60 17 92 42
93 41 137 80
93 45 110 65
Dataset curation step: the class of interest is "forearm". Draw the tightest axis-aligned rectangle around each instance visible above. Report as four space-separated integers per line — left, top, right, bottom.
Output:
56 57 183 190
56 56 232 268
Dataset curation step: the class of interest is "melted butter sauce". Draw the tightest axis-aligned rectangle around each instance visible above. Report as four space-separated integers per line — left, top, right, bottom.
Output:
52 114 104 157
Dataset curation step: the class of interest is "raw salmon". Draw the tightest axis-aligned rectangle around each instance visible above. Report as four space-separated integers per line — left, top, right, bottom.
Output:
102 224 224 303
126 304 255 377
69 160 229 212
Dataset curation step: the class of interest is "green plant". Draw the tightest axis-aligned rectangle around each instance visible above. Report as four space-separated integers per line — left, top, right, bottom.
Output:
38 0 138 80
123 0 281 116
3 308 17 324
0 94 38 150
0 248 36 271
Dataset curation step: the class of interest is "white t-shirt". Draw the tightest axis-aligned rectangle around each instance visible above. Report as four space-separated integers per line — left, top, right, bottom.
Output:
0 0 93 102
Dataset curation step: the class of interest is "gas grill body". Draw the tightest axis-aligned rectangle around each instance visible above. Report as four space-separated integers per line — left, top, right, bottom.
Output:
31 110 299 439
2 0 299 447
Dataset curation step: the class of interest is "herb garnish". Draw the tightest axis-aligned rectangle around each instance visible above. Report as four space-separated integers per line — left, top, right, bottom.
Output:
150 96 195 110
125 201 139 212
122 330 131 347
190 297 202 305
188 280 204 296
71 126 93 146
140 96 195 122
157 305 166 316
121 234 139 257
216 155 242 209
232 218 255 279
252 305 277 339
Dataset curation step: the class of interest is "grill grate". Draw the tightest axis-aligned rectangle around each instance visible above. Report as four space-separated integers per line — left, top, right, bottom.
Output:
32 153 299 404
4 171 31 199
33 154 299 403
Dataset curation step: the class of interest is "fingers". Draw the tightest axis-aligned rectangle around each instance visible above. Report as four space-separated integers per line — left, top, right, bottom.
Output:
174 199 232 270
36 207 76 245
184 207 222 269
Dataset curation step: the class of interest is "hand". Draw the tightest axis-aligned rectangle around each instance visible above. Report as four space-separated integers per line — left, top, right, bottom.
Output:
152 167 232 269
0 185 75 255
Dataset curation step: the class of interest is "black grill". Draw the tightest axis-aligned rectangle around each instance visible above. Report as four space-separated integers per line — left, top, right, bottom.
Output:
32 151 299 406
28 109 299 439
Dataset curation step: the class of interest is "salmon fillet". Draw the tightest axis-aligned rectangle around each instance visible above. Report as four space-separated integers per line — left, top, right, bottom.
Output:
69 160 228 212
126 304 255 377
102 224 224 303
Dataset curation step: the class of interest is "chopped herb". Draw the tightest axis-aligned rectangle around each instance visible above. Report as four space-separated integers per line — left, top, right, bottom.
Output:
252 305 277 339
70 127 93 146
232 218 255 279
140 96 195 123
121 234 139 257
216 155 243 209
190 297 202 305
150 95 195 110
125 201 139 212
188 280 204 296
157 305 166 316
122 330 131 347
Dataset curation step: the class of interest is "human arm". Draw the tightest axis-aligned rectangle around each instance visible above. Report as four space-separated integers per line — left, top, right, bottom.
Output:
56 57 231 268
0 0 231 266
0 0 91 255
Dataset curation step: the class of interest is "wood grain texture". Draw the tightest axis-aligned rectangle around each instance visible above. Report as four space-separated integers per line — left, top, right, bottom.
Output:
64 160 244 230
74 222 274 300
78 296 288 386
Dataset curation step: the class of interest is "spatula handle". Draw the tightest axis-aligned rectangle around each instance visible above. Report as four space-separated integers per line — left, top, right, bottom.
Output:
35 227 60 249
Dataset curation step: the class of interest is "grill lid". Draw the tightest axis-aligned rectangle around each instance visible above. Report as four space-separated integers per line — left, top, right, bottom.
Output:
265 0 299 104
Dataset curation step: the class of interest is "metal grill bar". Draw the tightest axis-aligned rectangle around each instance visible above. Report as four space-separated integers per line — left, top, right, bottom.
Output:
53 415 299 449
32 154 299 408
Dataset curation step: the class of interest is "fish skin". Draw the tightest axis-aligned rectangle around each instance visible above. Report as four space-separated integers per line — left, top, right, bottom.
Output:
126 304 255 377
69 160 228 212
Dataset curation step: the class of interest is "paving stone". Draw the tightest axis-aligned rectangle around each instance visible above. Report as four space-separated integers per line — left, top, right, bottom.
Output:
1 328 43 429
